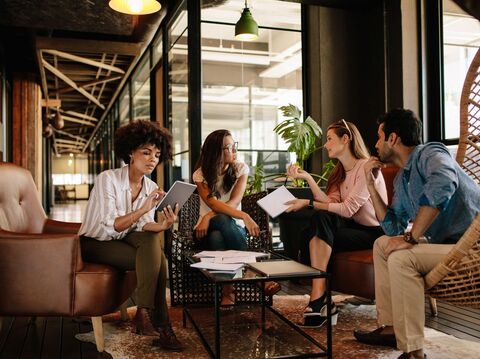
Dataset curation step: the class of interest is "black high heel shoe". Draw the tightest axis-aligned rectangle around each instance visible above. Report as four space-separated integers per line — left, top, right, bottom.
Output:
299 295 338 328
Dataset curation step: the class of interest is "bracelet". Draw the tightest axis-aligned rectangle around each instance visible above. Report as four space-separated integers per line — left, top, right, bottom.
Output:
403 231 418 245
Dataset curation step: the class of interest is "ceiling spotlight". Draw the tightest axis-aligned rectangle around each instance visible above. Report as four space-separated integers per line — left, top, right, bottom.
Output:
235 0 258 41
108 0 161 15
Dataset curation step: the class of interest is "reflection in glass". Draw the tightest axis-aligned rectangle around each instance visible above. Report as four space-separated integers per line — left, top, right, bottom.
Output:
119 86 130 125
172 152 190 183
169 5 188 48
169 12 189 182
443 0 480 139
132 56 151 121
152 31 163 68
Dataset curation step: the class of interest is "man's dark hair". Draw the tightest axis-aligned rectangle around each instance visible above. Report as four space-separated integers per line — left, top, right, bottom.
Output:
377 108 423 146
114 120 173 164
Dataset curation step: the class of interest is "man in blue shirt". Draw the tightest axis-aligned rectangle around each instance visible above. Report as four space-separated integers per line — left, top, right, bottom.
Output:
354 108 480 359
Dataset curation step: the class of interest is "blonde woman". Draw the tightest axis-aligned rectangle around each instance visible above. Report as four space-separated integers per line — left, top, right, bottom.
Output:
286 120 387 328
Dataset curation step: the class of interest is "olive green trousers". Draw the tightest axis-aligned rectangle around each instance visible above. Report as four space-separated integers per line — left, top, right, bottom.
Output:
80 231 169 325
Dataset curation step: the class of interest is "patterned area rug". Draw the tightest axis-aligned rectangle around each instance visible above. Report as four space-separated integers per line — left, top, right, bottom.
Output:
75 295 480 359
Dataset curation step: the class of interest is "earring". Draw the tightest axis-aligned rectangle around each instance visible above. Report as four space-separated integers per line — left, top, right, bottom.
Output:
129 155 134 165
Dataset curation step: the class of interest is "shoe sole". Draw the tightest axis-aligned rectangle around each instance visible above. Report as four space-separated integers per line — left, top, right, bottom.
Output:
298 312 338 328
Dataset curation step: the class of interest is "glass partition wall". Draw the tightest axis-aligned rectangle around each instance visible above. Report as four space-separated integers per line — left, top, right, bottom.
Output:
88 0 303 199
168 4 190 183
84 0 304 251
442 0 480 141
200 0 302 181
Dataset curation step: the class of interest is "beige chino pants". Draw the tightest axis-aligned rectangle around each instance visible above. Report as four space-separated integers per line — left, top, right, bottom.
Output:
373 236 453 353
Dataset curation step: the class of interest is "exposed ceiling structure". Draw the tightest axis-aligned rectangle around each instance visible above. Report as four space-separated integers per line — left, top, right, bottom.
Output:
0 0 168 154
36 37 142 154
1 0 480 155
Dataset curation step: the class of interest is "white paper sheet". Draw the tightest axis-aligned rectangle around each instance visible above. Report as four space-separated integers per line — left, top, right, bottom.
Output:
215 256 257 264
193 250 268 259
190 262 244 271
256 186 297 218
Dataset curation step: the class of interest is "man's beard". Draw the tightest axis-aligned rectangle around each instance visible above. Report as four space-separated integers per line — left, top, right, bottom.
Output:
378 147 394 163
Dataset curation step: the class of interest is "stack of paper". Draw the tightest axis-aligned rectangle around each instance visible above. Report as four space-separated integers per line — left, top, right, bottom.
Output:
190 250 268 273
190 261 244 272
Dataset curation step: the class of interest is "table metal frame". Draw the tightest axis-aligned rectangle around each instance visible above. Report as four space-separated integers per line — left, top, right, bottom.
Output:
182 251 333 359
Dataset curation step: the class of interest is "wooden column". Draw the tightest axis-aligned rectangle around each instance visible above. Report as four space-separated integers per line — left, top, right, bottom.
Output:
12 73 42 196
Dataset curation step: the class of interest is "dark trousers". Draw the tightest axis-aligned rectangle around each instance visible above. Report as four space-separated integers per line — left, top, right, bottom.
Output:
80 231 169 325
301 210 384 265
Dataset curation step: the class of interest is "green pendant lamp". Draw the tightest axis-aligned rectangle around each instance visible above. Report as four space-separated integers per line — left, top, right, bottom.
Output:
235 0 258 41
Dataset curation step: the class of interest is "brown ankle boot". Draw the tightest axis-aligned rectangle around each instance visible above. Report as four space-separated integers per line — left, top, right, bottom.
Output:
131 307 159 336
152 324 184 352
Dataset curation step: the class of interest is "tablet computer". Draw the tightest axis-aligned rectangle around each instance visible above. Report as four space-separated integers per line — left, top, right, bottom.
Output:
155 181 196 212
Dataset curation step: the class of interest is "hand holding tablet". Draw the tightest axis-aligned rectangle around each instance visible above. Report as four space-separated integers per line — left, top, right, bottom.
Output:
155 181 197 212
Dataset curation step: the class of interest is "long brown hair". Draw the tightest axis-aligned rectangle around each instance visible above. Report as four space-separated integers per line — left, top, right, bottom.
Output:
194 129 237 197
325 120 370 194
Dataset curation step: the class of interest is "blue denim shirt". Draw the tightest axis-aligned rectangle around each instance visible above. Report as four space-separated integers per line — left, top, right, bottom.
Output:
381 142 480 244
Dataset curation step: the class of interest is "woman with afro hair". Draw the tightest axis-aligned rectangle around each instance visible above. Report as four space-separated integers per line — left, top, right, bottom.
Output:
79 120 183 352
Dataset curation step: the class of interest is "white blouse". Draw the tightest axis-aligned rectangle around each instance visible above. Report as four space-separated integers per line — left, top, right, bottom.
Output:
78 165 157 241
192 161 249 227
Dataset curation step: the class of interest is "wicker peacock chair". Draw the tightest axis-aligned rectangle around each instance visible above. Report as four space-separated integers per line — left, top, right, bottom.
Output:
455 47 480 183
425 47 480 314
168 191 272 306
425 214 480 308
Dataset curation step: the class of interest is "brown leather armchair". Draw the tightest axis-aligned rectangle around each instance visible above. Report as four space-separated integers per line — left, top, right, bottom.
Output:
0 162 136 352
330 166 399 299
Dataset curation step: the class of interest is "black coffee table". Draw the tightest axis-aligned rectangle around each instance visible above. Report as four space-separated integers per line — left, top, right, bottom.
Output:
183 250 332 359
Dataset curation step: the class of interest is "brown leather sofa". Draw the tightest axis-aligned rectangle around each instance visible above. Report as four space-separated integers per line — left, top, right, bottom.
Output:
330 166 399 300
0 162 136 352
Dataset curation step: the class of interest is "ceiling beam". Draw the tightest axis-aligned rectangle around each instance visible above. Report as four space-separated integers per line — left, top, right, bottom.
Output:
53 129 88 143
36 37 142 57
83 52 141 152
56 138 86 146
61 115 96 127
56 144 84 150
42 59 105 109
43 49 125 74
57 75 122 94
59 109 98 122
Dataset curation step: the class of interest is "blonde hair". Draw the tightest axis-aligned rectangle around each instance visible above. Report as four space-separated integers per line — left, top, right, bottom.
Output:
325 120 370 194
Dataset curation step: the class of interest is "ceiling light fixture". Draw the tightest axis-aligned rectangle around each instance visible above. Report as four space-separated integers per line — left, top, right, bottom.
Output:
108 0 161 15
235 0 258 41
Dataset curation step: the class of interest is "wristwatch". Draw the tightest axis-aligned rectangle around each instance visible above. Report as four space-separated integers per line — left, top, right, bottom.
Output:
307 199 314 210
403 231 418 245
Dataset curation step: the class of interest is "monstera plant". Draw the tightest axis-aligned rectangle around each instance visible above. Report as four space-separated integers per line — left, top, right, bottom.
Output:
274 104 322 166
246 104 333 194
273 104 328 187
